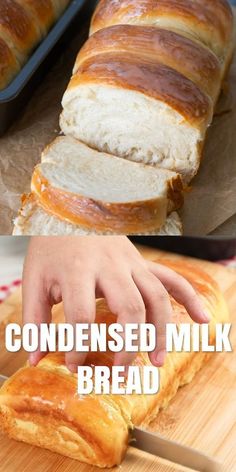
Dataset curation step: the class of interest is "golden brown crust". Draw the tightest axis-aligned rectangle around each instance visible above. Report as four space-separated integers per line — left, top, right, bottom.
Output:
21 192 34 206
0 364 129 467
31 167 183 234
76 25 221 102
0 0 41 61
0 37 20 90
15 0 55 35
0 259 229 466
167 174 184 211
69 53 212 127
91 0 234 57
51 0 71 18
0 0 69 89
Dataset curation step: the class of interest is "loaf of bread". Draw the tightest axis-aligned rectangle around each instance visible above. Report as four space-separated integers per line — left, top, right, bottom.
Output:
31 136 183 234
60 0 234 182
0 258 229 467
0 0 70 90
13 193 183 236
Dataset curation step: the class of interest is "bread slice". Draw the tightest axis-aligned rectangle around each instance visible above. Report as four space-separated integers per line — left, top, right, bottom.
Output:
31 136 183 234
12 194 183 236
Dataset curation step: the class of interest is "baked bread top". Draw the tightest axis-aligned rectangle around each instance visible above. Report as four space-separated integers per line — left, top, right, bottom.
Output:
91 0 234 59
0 0 70 90
75 25 221 103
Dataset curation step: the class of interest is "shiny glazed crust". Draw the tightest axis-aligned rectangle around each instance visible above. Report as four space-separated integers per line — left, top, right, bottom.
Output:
91 0 234 58
0 259 229 467
0 0 40 61
16 0 55 35
31 167 183 234
76 25 221 103
0 0 70 90
69 53 212 129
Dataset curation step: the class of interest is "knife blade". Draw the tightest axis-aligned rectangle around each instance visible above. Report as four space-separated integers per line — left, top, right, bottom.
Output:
132 427 221 472
0 374 8 384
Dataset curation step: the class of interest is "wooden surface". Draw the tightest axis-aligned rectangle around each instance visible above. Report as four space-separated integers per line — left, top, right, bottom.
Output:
0 247 236 471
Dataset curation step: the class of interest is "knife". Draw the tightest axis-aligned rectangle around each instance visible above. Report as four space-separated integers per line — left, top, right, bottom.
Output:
132 427 221 472
0 375 221 471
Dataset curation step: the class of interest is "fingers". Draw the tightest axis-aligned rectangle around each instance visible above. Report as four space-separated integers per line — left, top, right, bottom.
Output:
22 273 52 367
99 273 146 370
62 279 96 372
133 271 172 367
147 261 209 324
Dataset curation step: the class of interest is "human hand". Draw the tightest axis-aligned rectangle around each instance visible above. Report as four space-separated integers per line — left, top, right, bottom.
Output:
23 236 209 372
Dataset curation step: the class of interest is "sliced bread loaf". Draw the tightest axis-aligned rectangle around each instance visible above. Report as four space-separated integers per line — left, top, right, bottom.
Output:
31 136 183 235
13 194 183 236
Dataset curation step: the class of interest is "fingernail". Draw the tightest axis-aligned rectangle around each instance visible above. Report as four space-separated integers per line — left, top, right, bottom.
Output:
155 350 166 367
201 312 211 323
68 364 78 373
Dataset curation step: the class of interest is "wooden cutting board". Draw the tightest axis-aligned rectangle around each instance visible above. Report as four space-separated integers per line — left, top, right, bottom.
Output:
0 247 236 472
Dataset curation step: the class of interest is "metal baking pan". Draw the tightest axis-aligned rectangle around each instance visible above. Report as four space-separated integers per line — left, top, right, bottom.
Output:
0 0 95 136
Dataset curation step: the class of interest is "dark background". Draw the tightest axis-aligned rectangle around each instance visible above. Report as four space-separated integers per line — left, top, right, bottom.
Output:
130 237 236 261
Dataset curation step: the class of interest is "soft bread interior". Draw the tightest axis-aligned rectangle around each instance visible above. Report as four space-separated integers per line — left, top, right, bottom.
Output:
12 195 183 236
38 136 181 203
61 85 205 182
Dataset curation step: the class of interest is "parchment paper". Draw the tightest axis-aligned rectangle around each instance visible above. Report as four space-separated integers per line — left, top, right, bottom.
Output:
181 51 236 235
0 24 235 236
